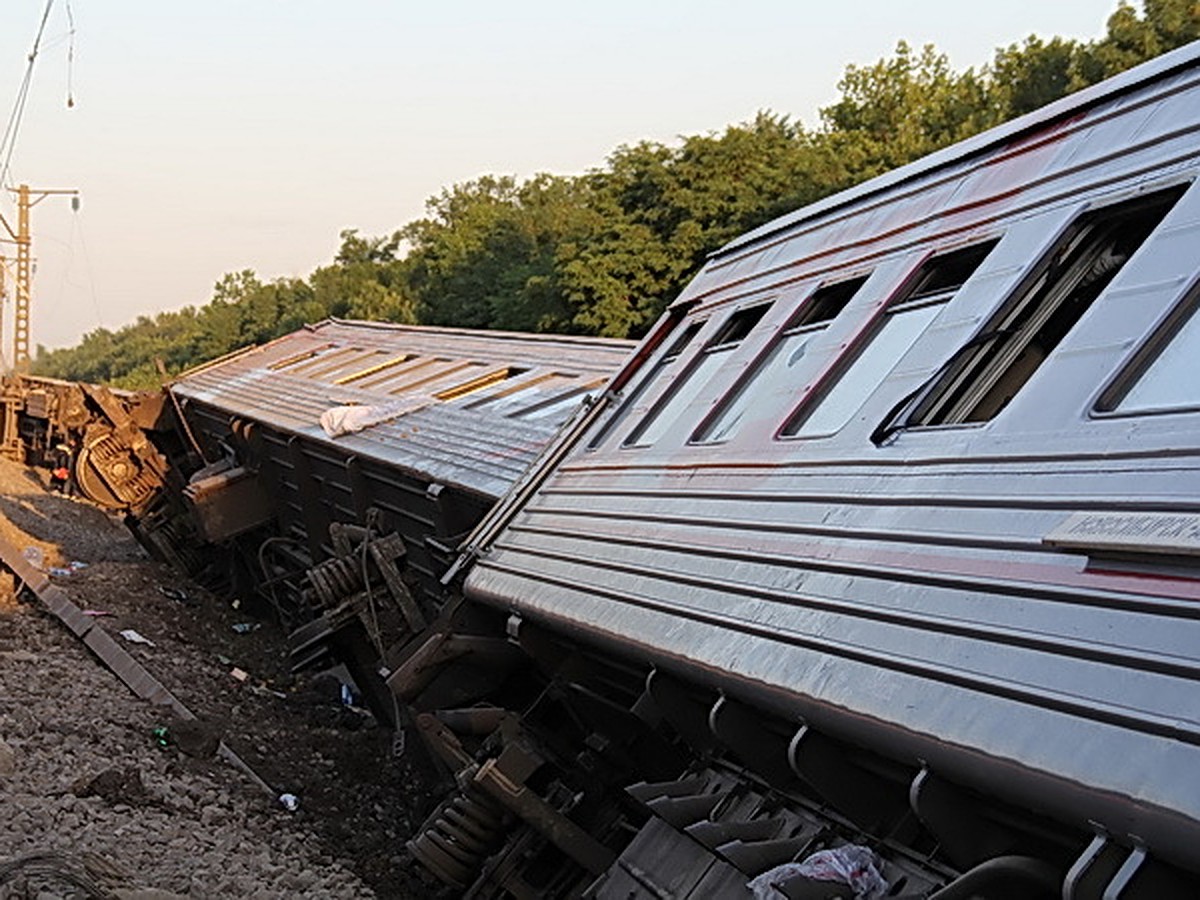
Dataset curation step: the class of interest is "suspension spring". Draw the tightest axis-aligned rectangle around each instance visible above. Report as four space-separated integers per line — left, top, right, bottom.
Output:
306 554 364 608
407 782 507 889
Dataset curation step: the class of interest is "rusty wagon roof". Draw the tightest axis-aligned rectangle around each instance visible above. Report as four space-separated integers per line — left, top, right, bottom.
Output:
170 319 635 500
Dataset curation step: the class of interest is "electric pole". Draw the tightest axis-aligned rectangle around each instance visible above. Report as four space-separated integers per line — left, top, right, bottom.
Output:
0 252 6 367
0 184 80 372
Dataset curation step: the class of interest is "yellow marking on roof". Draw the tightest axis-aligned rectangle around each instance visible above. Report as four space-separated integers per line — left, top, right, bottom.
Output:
333 354 415 385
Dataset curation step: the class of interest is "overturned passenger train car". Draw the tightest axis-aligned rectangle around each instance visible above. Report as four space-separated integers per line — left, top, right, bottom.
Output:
131 43 1200 900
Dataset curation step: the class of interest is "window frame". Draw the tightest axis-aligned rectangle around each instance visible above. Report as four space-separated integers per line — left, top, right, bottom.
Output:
584 315 708 451
898 185 1187 429
691 273 872 445
780 238 1000 440
622 300 774 448
1092 273 1200 418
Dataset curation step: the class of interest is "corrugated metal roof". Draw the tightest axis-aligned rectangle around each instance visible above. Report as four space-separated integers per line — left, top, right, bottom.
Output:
171 319 634 499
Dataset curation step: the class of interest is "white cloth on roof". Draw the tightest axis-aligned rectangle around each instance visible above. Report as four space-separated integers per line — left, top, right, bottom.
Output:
319 397 432 438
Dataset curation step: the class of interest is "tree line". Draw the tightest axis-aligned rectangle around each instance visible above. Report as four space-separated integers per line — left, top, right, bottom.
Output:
34 1 1197 388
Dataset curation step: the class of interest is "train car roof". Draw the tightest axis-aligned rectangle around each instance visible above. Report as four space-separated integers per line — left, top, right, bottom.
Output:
170 318 634 499
712 40 1200 262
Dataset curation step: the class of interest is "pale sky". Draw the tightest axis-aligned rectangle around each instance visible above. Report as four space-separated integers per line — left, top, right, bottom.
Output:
0 0 1121 351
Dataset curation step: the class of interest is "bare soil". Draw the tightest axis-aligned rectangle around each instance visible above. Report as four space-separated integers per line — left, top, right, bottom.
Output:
0 459 448 898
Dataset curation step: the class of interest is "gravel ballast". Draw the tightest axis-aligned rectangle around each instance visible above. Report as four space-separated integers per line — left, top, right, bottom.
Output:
0 460 443 898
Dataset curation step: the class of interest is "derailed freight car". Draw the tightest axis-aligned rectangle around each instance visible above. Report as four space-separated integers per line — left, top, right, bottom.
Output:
134 318 635 712
428 43 1200 898
132 44 1200 900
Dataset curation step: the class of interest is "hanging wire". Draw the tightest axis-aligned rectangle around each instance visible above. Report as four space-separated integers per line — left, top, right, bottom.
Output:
65 0 76 108
0 256 10 373
0 0 57 190
67 209 103 330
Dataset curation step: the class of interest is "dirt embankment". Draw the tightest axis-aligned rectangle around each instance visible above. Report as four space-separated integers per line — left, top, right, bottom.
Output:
0 460 446 898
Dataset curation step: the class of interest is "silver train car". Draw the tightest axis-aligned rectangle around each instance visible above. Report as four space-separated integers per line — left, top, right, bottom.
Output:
442 42 1200 898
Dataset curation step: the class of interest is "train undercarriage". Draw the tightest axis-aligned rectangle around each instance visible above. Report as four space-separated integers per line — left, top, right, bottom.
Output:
0 357 1193 899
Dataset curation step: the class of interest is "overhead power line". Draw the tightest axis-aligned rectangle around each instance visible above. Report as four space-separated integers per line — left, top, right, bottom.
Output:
0 0 58 190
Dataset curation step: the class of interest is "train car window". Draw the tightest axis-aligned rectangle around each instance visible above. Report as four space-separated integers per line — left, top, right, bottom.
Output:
906 186 1185 426
661 322 705 361
784 241 998 438
694 276 869 443
1098 281 1200 415
585 320 704 450
625 303 771 447
311 350 397 382
385 359 479 395
464 371 566 411
356 356 437 390
268 348 324 370
286 345 362 375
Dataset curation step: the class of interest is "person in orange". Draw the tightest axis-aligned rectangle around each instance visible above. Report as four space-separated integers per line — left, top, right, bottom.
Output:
50 444 73 495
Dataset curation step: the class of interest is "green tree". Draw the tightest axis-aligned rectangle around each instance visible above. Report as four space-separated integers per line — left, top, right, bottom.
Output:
400 175 587 333
820 42 994 175
990 36 1080 118
1074 0 1199 84
310 230 415 324
34 1 1194 381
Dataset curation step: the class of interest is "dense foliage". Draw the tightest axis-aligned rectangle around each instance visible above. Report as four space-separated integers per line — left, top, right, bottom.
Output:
34 1 1197 388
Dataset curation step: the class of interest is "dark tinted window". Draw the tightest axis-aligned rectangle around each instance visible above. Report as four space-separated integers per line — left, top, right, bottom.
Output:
908 188 1184 426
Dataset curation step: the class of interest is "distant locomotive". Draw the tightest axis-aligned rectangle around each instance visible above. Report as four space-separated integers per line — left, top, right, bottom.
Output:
105 40 1200 900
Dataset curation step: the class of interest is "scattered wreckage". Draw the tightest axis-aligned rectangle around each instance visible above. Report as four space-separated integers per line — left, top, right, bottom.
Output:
0 373 167 512
5 43 1200 900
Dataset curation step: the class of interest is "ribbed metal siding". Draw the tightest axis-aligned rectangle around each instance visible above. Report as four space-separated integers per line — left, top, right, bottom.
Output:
461 48 1200 873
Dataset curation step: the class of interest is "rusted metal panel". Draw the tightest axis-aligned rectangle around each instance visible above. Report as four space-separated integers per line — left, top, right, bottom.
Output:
0 527 280 800
184 465 276 542
0 528 191 719
0 375 169 512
